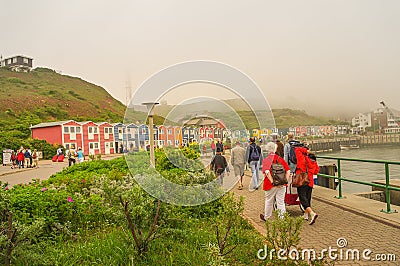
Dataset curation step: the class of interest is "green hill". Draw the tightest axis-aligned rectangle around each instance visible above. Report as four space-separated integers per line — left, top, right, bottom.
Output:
0 67 126 125
272 108 345 128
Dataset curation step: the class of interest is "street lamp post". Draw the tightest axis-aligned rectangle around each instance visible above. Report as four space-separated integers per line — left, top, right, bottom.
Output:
142 102 159 166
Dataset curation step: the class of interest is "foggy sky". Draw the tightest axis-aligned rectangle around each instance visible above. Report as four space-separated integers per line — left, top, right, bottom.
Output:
1 0 400 119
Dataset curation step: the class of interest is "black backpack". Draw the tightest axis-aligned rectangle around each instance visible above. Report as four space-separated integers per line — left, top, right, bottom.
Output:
288 140 301 164
268 157 288 186
213 155 226 174
250 145 260 161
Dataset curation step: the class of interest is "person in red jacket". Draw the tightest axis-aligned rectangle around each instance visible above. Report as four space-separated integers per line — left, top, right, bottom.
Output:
260 142 291 221
17 149 25 169
298 152 320 225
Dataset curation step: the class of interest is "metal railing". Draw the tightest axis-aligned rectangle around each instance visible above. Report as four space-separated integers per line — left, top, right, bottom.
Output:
316 155 400 213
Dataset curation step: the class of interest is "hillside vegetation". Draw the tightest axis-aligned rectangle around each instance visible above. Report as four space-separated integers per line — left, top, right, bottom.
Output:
0 67 126 125
0 67 127 161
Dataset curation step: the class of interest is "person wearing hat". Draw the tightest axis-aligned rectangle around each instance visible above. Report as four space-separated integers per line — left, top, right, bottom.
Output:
210 147 230 185
77 147 84 163
260 142 290 221
32 149 39 168
245 137 262 190
67 145 77 166
230 141 246 190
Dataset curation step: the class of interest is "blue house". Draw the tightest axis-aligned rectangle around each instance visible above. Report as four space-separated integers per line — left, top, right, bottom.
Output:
126 124 139 151
138 124 149 150
112 123 127 153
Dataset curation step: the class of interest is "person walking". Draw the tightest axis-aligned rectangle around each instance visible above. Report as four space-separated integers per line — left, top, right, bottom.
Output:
24 149 31 168
211 141 216 156
216 139 224 155
77 147 85 163
230 141 246 190
27 148 33 167
57 146 63 156
275 139 284 158
210 147 230 185
246 137 262 190
10 151 16 169
67 145 77 166
260 142 291 221
32 149 39 168
17 149 25 169
283 132 297 173
297 152 320 225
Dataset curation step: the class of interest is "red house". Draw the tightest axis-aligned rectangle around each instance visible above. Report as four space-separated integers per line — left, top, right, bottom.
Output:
79 121 100 155
166 126 175 147
31 120 84 151
158 125 167 147
98 122 115 154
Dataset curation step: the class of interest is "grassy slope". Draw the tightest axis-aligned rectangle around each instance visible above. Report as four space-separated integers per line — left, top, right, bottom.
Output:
0 67 126 125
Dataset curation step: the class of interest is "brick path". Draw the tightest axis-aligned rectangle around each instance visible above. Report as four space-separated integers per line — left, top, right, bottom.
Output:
233 170 399 265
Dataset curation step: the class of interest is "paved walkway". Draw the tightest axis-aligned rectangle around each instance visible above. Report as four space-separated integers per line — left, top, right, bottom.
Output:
0 154 123 187
232 164 400 265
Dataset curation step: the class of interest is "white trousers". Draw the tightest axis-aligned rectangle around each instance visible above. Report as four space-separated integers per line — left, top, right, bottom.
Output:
264 186 286 219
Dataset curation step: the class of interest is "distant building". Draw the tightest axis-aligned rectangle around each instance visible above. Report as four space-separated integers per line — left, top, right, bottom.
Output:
351 113 372 132
0 55 33 72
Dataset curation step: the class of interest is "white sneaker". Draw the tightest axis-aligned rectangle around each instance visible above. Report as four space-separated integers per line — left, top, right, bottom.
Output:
309 213 318 225
303 213 309 221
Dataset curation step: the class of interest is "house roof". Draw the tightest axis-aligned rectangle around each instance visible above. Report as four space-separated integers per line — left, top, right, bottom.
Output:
30 120 73 129
2 55 33 60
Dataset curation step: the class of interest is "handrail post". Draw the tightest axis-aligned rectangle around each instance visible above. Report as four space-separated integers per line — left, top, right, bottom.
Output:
381 163 397 213
334 159 346 199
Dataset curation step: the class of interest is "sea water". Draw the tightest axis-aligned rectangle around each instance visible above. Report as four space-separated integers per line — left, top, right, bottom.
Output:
318 145 400 193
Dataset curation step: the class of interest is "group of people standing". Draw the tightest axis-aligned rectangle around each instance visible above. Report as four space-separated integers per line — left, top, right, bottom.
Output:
210 133 320 225
57 146 85 166
10 147 39 169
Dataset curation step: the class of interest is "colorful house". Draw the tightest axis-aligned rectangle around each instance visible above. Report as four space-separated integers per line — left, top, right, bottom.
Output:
98 122 115 155
166 126 175 147
79 121 100 155
138 124 149 149
158 125 167 147
126 124 139 151
31 120 84 151
112 123 126 153
174 126 182 147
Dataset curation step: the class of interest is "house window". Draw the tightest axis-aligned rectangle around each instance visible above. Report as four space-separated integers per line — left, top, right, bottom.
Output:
23 58 28 64
141 128 147 134
12 58 17 63
64 143 77 150
160 129 164 134
76 127 81 133
168 129 172 135
64 127 69 133
89 127 93 134
70 127 75 133
7 59 11 64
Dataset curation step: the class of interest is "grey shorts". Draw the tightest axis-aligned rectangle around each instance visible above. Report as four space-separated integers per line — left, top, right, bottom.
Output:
233 164 245 177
